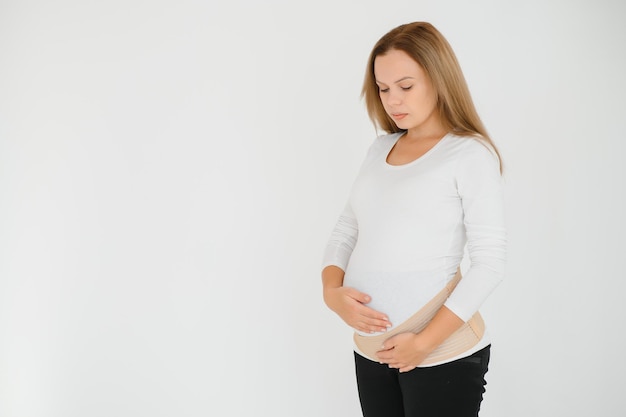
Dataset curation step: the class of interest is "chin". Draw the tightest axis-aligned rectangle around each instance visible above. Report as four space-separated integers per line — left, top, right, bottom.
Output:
393 121 411 130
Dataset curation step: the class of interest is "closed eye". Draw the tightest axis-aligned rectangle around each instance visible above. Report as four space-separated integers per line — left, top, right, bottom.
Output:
401 86 413 91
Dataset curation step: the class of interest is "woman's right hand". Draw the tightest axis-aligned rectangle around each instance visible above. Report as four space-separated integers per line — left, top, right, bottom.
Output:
323 286 391 333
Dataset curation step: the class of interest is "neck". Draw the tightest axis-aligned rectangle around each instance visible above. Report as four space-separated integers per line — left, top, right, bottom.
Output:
402 112 447 142
403 125 448 143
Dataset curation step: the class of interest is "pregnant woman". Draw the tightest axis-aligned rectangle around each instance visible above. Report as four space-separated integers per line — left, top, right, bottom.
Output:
321 22 506 417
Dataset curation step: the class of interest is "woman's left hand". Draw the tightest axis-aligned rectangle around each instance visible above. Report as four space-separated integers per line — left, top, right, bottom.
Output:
375 332 434 373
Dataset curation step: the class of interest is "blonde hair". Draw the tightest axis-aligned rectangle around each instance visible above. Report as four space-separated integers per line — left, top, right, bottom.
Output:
362 22 503 173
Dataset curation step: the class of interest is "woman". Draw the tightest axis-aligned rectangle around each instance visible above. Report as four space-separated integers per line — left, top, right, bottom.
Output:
322 22 506 417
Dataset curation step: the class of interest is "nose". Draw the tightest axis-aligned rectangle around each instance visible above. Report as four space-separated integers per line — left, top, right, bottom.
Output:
385 89 402 106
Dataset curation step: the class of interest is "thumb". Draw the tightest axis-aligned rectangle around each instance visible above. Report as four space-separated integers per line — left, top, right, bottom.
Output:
380 334 399 351
346 288 371 304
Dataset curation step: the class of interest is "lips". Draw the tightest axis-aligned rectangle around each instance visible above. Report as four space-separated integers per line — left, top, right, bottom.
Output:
391 113 407 120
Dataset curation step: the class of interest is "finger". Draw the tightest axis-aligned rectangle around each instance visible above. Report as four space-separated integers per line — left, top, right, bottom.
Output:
354 311 392 333
387 362 404 369
354 322 373 333
358 305 391 322
355 307 392 330
375 350 395 362
380 335 399 350
355 317 384 333
345 291 390 322
345 288 372 304
360 318 392 333
355 320 388 334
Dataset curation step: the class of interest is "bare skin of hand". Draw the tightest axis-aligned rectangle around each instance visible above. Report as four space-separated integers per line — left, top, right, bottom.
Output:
324 286 392 333
322 266 391 333
375 332 434 373
376 306 464 373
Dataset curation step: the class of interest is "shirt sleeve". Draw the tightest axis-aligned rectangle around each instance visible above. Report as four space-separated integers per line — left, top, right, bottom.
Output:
321 202 358 272
320 135 389 272
444 140 507 322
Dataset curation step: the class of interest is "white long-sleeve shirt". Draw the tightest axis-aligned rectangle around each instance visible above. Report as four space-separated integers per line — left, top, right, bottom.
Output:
323 132 506 362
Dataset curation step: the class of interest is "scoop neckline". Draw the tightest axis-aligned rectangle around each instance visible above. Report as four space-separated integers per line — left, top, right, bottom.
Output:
384 132 451 168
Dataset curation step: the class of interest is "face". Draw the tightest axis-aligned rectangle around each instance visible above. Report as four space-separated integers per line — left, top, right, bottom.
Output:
374 49 441 134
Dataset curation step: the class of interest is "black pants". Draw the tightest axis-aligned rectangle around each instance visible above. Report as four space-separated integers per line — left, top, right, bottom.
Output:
354 345 490 417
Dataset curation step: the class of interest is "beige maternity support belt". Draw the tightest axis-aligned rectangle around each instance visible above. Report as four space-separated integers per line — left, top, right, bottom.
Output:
353 268 485 366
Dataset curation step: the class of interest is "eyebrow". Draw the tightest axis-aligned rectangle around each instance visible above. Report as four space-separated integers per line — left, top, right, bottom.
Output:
375 76 415 85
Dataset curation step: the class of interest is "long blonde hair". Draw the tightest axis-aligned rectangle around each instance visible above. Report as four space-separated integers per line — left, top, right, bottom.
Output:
362 22 503 173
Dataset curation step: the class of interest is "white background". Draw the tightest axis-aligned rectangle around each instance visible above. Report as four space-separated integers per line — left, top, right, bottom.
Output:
1 0 625 416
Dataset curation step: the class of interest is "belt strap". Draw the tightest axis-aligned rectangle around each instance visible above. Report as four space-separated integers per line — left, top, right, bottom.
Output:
353 268 485 366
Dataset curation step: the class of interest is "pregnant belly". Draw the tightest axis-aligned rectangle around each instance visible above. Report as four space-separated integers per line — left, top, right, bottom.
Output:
343 269 448 335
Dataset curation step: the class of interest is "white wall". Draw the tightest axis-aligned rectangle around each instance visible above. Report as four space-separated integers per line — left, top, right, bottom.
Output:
1 0 625 416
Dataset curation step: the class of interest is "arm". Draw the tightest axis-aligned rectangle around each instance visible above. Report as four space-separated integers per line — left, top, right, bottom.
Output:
376 306 463 372
322 203 391 333
444 141 506 320
322 265 391 333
